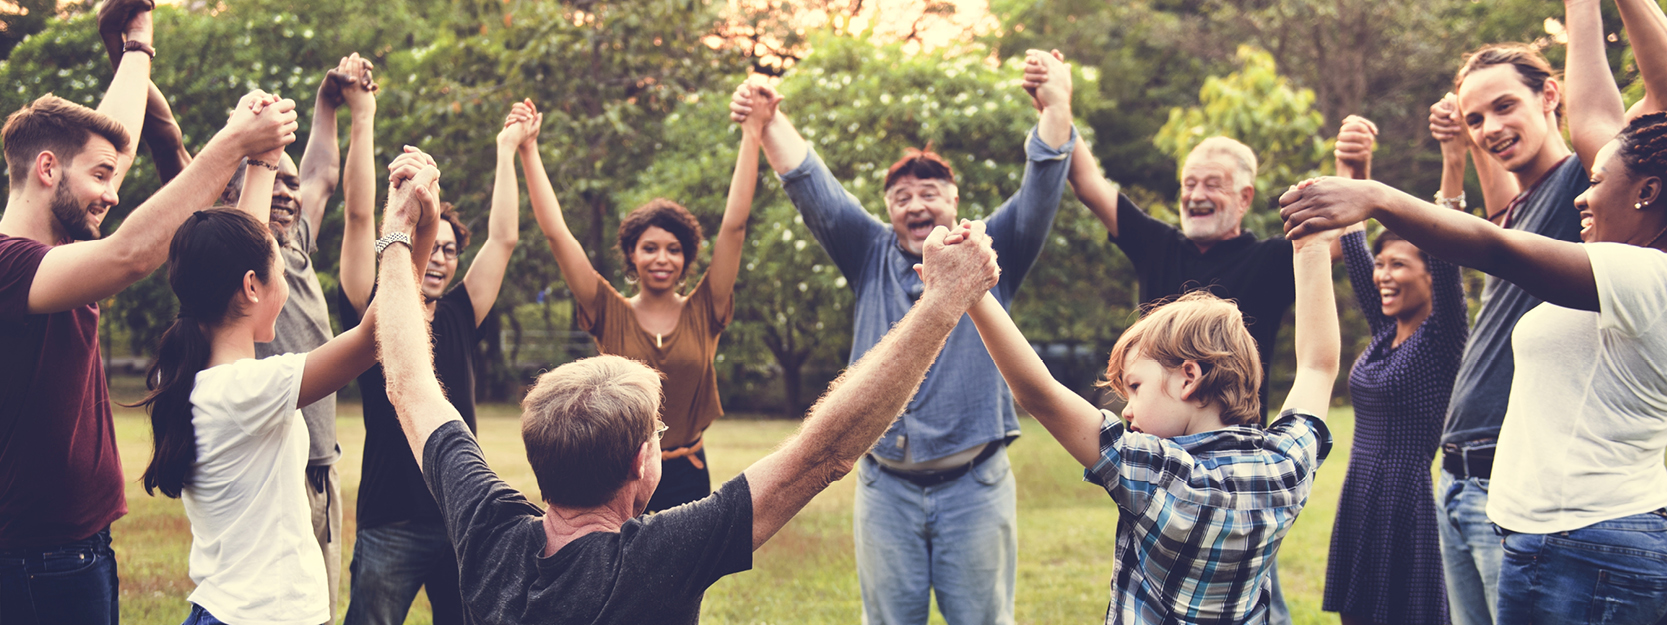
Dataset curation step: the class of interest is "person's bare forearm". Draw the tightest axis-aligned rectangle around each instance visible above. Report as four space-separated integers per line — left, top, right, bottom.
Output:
1470 143 1519 220
1440 145 1467 202
1068 138 1120 236
374 240 458 466
1565 0 1627 172
97 50 152 189
967 293 1101 467
337 105 378 313
1280 242 1341 417
759 113 809 175
297 89 342 233
1617 0 1667 115
142 82 192 183
744 293 962 548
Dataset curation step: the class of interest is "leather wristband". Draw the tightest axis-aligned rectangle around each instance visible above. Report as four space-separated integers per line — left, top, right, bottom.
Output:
122 40 155 59
375 232 412 259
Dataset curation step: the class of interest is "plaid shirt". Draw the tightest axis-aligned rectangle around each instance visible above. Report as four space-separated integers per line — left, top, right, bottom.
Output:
1085 409 1332 624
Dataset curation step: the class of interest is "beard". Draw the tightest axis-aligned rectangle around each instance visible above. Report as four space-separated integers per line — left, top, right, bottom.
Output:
1179 199 1238 242
50 182 101 241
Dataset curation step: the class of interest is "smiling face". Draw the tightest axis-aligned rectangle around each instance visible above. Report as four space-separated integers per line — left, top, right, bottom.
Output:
1458 64 1558 174
630 225 686 292
265 153 302 245
1575 140 1660 244
1373 239 1433 322
423 221 461 301
1117 351 1200 439
885 175 959 256
50 135 121 242
1177 152 1250 244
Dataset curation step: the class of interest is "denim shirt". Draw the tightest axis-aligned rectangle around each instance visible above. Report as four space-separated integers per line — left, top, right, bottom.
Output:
778 127 1076 463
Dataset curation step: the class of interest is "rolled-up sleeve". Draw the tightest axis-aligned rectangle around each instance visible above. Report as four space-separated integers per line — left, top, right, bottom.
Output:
779 147 888 284
986 126 1077 301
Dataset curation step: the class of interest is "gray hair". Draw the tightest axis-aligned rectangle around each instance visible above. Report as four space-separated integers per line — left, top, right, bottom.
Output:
520 354 665 507
1187 136 1259 192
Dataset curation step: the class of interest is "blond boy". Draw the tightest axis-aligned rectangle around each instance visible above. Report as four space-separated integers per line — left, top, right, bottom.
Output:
964 224 1341 624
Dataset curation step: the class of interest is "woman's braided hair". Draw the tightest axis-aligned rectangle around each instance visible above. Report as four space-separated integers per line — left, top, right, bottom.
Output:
1616 112 1667 182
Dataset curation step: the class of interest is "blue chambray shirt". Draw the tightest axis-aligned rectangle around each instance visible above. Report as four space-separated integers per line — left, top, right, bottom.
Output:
778 127 1075 463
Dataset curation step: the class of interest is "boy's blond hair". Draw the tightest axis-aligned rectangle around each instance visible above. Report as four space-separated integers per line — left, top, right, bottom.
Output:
1100 291 1264 426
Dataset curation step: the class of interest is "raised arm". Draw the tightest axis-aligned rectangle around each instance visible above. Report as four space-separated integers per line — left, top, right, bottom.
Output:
298 304 377 409
743 222 999 550
372 161 460 466
336 61 381 315
1281 177 1597 310
967 292 1101 467
1436 92 1522 220
297 55 371 239
94 5 152 191
1279 224 1343 418
985 56 1076 297
29 91 297 314
519 102 601 310
1617 0 1667 117
736 85 808 175
459 100 535 327
1566 0 1629 173
1068 136 1121 236
707 85 772 311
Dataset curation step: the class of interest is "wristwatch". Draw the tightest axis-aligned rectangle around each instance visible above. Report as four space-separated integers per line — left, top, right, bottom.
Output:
375 232 412 258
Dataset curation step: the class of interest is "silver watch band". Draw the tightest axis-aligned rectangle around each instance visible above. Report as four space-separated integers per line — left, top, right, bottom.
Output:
375 231 413 258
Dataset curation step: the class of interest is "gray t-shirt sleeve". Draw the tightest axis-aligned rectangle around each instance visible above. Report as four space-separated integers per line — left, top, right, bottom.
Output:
423 420 544 563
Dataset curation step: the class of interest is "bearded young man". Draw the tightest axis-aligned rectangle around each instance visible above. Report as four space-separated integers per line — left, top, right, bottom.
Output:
0 4 297 621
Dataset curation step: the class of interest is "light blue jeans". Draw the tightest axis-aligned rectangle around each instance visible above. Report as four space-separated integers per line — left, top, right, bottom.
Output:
854 447 1017 625
1438 471 1503 625
1496 510 1667 624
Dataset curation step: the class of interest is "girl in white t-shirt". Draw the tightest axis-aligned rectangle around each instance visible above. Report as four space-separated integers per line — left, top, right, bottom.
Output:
1280 109 1667 622
131 206 381 625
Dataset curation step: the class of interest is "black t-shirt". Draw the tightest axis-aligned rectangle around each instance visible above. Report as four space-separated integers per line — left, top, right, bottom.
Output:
1109 195 1296 419
337 284 481 528
422 420 754 624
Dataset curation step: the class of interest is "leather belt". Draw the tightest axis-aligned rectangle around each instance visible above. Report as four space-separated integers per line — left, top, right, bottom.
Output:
662 438 705 470
1441 443 1494 480
872 443 1002 488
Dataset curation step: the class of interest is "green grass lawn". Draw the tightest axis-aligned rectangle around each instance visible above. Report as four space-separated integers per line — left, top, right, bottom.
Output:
109 404 1361 624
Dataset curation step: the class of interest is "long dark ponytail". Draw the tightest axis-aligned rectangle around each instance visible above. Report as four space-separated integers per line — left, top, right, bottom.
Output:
131 208 275 498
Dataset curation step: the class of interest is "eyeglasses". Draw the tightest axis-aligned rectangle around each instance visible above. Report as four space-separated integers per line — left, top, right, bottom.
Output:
431 243 459 260
653 420 669 441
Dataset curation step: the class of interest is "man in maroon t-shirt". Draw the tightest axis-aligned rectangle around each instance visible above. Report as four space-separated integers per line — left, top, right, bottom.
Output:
0 5 297 623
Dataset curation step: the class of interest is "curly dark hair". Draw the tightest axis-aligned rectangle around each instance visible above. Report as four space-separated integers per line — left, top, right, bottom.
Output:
617 198 702 283
437 201 471 250
1616 112 1667 183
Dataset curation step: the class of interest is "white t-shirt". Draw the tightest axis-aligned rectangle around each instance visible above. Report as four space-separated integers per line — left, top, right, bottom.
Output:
1490 243 1667 534
183 353 329 625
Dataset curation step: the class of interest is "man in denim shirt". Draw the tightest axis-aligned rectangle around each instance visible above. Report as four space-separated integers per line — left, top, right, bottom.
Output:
729 50 1075 624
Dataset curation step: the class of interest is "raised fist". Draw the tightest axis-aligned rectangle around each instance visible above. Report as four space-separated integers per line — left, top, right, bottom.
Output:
920 220 1000 313
1429 93 1467 149
1334 115 1378 179
97 0 155 67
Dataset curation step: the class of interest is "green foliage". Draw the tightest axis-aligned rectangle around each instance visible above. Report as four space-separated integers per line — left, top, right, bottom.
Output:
1154 45 1331 236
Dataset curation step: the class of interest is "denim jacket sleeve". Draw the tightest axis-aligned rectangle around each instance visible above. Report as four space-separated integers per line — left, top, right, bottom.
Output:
778 147 889 286
985 126 1077 302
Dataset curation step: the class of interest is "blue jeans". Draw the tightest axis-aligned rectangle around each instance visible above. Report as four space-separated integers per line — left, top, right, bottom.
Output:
1496 511 1667 625
1266 559 1291 624
1439 472 1504 625
854 447 1017 625
180 603 230 625
0 527 118 625
343 520 465 625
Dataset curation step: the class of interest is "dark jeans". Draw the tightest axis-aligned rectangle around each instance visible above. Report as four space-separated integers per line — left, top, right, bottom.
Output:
1497 510 1667 624
343 520 465 625
0 527 119 625
647 446 710 513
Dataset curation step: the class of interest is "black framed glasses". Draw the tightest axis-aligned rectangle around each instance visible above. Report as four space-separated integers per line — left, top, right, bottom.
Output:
431 243 459 260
